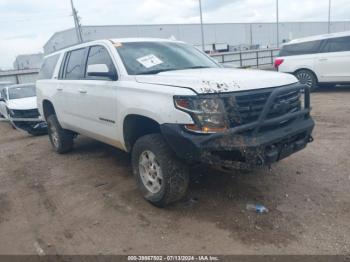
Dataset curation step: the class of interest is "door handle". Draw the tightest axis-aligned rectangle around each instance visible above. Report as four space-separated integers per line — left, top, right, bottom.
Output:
79 89 87 94
319 58 328 61
57 87 63 91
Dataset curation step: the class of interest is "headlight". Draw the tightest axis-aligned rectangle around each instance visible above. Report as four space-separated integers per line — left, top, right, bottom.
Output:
174 96 228 133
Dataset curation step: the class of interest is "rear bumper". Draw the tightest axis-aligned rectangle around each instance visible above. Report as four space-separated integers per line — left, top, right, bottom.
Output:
161 84 315 169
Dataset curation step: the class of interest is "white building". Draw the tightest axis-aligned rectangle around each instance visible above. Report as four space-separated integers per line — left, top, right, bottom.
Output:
13 53 44 70
43 22 350 54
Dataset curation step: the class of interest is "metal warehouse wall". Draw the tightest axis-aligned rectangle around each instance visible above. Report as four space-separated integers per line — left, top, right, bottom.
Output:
0 69 39 85
13 53 44 70
44 22 350 54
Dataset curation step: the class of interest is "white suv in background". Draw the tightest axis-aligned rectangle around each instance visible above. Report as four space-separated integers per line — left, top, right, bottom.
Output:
36 38 314 207
275 31 350 91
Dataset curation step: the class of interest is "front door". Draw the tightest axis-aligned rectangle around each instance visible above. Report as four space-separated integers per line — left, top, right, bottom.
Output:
72 45 119 143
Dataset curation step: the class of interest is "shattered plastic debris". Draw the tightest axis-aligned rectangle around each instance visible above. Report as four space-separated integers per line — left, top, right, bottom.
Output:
246 203 269 214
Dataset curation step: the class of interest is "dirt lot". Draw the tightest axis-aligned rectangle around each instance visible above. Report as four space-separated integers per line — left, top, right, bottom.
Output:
0 87 349 255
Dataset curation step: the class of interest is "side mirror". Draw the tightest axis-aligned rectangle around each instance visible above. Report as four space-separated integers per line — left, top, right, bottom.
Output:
0 97 5 102
87 64 116 80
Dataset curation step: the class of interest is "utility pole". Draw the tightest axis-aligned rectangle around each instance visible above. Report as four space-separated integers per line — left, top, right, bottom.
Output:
328 0 332 33
70 0 83 43
276 0 280 48
199 0 206 52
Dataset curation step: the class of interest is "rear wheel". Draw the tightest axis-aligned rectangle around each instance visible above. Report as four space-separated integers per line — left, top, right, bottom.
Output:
295 69 318 92
131 134 189 207
47 114 74 154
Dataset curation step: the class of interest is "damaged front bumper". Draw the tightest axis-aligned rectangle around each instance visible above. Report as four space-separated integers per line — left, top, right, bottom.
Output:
6 109 48 135
12 119 48 135
161 84 315 169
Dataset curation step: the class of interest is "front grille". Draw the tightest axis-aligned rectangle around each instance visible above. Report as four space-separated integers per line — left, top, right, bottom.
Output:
12 109 40 119
223 87 302 128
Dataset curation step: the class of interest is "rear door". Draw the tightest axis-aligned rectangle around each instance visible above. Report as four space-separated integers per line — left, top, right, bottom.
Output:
316 36 350 83
74 45 119 143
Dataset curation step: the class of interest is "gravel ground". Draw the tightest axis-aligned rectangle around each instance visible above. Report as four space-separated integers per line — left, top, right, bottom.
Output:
0 86 349 255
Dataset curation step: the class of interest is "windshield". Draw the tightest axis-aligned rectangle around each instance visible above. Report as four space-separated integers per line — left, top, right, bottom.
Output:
116 42 220 75
8 85 36 100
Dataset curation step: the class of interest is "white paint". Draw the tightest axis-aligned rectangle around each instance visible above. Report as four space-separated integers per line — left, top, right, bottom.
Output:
37 38 299 152
278 31 350 83
136 68 298 94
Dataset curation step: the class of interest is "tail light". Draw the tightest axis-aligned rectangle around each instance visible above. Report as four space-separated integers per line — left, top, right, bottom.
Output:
274 58 284 69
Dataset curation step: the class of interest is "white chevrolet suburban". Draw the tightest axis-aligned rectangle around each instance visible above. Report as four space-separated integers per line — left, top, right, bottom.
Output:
37 38 315 207
275 31 350 91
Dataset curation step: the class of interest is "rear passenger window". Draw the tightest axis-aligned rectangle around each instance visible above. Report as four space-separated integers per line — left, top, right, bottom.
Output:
38 54 60 80
280 40 321 56
85 46 117 80
64 48 87 80
322 36 350 53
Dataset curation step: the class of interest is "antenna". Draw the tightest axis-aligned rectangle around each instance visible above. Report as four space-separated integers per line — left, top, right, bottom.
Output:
70 0 83 43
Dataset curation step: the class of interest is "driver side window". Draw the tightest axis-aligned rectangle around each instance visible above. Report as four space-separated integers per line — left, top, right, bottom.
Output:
85 45 118 81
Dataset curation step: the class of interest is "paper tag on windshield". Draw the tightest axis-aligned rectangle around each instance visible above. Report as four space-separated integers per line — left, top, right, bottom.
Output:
137 54 163 68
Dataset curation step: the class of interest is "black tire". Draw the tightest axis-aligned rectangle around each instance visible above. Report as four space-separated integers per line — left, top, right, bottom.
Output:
131 134 189 207
47 114 74 154
295 69 318 92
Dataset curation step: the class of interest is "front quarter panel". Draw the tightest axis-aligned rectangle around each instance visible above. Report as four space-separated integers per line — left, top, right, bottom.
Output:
116 80 196 148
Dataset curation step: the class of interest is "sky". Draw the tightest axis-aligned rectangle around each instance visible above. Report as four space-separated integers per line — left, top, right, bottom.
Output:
0 0 349 69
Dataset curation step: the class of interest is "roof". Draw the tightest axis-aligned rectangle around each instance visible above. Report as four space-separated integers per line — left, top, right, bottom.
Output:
45 38 183 57
286 31 350 45
110 37 182 43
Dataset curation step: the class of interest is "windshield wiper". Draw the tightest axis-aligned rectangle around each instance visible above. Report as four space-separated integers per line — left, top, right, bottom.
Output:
139 68 180 75
183 66 211 70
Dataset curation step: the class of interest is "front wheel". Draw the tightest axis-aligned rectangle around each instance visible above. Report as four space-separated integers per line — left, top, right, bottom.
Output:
47 114 74 154
295 69 318 92
131 134 189 207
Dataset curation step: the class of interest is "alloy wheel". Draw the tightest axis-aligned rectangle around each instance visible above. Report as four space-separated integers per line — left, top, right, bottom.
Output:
139 150 163 194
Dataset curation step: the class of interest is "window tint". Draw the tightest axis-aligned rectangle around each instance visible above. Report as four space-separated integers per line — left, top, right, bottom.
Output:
85 46 117 80
38 54 60 80
322 36 350 53
279 40 321 57
64 48 87 80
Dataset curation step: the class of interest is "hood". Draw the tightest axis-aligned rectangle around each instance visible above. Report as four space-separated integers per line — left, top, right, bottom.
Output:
6 97 37 110
135 68 298 94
